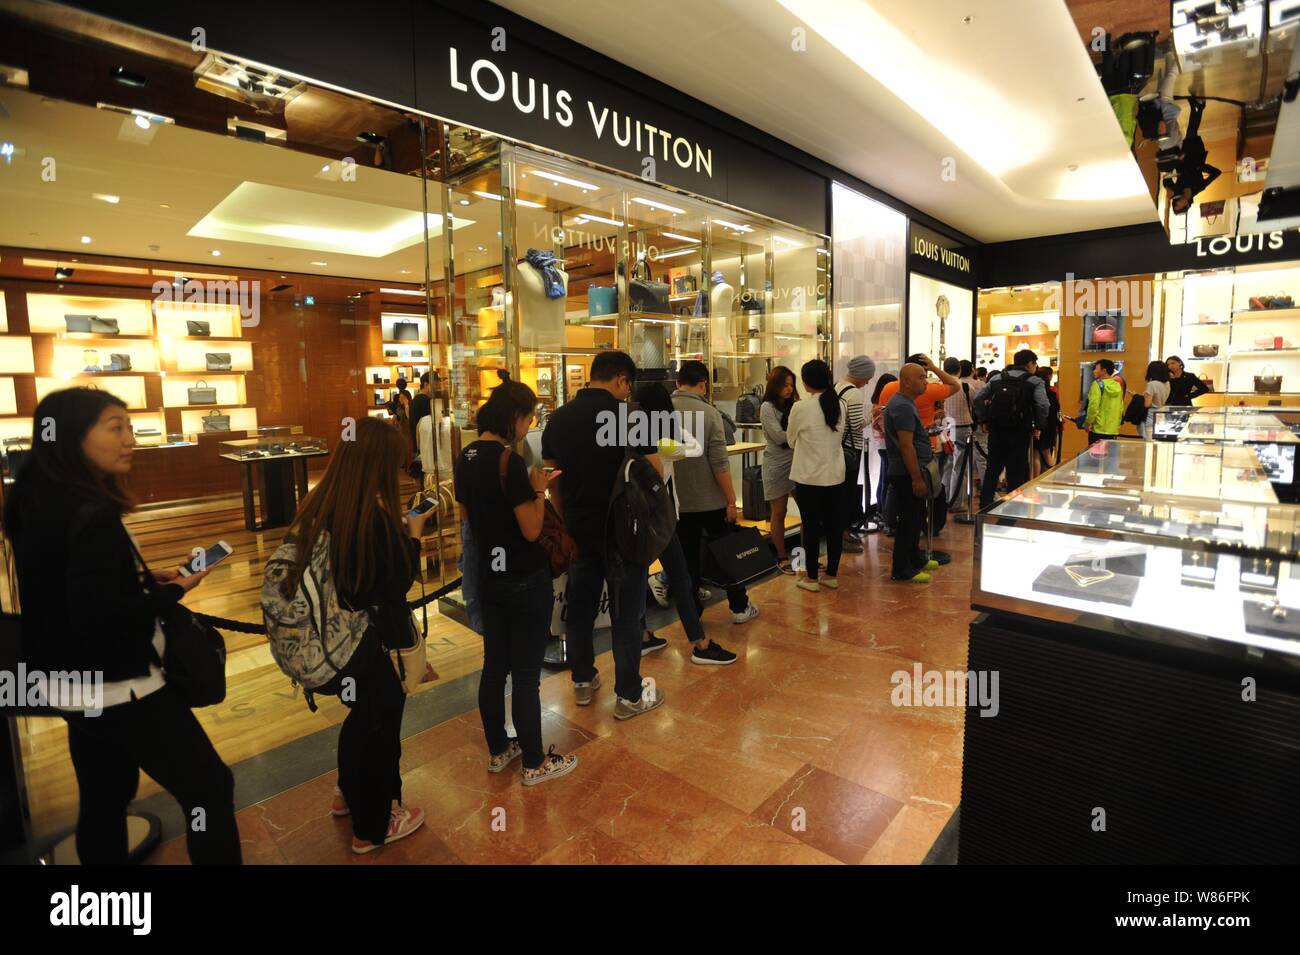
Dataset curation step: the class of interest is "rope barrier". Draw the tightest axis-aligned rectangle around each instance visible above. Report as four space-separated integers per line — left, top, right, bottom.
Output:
193 575 463 636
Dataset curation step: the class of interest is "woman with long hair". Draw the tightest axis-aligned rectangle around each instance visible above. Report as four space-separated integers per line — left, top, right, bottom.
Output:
760 365 800 573
282 416 428 854
869 373 898 533
4 388 240 863
456 378 580 784
1140 359 1171 439
787 359 847 592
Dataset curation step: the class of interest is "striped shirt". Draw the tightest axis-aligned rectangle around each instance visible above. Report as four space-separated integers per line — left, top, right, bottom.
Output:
834 380 867 451
944 377 982 428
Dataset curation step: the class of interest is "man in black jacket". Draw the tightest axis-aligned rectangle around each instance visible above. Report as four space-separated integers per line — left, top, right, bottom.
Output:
1163 97 1219 215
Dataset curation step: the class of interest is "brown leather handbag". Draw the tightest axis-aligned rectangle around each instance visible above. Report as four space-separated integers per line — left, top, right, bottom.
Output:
498 449 576 578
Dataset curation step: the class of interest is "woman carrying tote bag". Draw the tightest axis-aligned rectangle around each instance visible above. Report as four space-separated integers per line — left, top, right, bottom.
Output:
4 388 240 864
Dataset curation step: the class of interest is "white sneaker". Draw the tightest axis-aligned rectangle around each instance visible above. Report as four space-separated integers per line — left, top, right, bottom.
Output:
731 602 760 625
649 572 671 608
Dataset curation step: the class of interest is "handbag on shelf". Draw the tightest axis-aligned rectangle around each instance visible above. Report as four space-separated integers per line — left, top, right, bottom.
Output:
738 289 766 313
187 380 218 404
392 320 419 341
89 317 120 335
1254 335 1293 350
1090 321 1118 345
587 284 618 317
186 320 211 337
202 410 231 432
82 349 100 372
109 353 132 372
673 274 698 294
1255 366 1283 395
1192 344 1219 358
628 259 671 315
205 352 233 371
64 314 94 333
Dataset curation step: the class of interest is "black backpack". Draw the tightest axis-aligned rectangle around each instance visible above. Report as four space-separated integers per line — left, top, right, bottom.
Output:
607 447 677 566
984 369 1034 431
736 390 761 424
1123 392 1147 426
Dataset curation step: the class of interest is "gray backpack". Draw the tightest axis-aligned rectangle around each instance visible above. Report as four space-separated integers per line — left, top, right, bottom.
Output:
261 531 368 703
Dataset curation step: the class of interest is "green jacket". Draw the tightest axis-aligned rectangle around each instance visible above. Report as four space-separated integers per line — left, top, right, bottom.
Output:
1085 377 1124 436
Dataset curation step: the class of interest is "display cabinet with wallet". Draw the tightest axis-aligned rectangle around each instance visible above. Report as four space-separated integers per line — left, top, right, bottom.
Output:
961 444 1300 864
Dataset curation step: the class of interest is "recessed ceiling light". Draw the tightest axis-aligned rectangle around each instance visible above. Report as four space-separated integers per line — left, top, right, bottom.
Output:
133 114 150 130
93 193 120 204
714 218 753 232
210 249 221 257
578 213 624 227
159 203 170 209
321 164 330 173
458 199 470 205
311 261 328 266
632 197 686 215
529 169 599 190
80 235 92 244
1067 164 1079 172
662 231 699 243
400 269 410 274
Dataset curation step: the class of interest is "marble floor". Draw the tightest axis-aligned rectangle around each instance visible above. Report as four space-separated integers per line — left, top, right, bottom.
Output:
148 522 975 865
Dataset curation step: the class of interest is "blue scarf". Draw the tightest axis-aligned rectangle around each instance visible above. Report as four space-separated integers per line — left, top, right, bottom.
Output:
524 248 566 299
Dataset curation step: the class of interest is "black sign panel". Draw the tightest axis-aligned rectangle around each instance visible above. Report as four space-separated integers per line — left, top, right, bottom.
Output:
64 0 827 232
908 222 978 287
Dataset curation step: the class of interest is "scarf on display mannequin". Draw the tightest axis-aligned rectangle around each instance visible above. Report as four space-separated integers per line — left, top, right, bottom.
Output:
694 270 727 317
524 248 566 298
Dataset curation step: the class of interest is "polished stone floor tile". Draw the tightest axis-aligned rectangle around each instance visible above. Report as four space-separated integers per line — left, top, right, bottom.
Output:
695 818 842 865
753 764 904 864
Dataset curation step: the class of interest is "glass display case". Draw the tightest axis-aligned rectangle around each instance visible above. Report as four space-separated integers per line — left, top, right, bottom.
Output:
974 441 1300 666
218 435 327 460
1151 405 1300 443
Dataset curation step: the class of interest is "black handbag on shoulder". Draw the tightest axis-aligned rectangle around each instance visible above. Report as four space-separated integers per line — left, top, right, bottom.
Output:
130 541 227 708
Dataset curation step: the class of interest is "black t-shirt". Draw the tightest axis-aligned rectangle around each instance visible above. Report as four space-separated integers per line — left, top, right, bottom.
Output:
541 387 654 556
454 440 546 578
410 392 431 445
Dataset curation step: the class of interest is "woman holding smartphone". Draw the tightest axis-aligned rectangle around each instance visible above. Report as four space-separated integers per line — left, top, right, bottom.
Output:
455 377 579 785
4 388 240 864
282 416 429 853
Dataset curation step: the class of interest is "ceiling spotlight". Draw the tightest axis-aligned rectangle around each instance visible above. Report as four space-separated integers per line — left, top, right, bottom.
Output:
133 114 150 130
321 164 331 173
80 235 92 244
93 193 120 204
529 169 599 190
310 261 328 266
210 249 221 257
110 66 147 88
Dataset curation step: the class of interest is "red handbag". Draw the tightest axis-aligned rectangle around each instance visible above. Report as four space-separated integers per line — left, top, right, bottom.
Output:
1092 321 1118 344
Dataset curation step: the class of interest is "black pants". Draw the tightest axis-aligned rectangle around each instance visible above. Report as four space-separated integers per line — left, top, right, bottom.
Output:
980 429 1032 507
63 684 240 865
479 568 553 769
678 508 749 613
325 629 406 844
888 475 927 579
795 482 844 580
841 448 864 531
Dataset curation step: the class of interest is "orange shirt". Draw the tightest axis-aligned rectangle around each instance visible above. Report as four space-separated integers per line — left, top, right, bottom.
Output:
878 381 954 431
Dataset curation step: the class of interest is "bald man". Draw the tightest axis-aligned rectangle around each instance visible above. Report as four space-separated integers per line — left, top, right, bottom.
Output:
884 363 939 584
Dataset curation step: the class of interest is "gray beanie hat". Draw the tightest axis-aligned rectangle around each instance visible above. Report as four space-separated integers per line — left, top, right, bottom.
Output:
848 355 876 381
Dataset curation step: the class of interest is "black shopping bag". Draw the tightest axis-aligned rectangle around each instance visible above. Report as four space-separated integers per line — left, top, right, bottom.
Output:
703 524 777 588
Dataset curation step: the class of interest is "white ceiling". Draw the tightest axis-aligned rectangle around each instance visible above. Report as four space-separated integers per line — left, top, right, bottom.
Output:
496 0 1160 243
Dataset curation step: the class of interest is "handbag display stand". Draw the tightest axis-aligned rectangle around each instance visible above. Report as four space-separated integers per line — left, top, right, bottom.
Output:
219 445 329 531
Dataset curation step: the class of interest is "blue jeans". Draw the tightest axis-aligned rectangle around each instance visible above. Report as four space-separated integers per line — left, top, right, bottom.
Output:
458 519 483 635
565 550 646 703
479 568 553 769
1138 408 1154 440
640 530 706 644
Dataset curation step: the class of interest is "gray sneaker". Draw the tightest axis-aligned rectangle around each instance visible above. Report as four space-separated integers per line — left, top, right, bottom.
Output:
574 673 601 706
614 688 666 721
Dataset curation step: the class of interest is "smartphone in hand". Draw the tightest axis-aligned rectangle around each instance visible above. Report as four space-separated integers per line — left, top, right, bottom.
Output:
179 540 233 577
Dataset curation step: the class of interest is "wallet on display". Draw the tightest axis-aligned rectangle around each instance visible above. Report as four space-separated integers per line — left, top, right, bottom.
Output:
1242 600 1300 639
1066 549 1148 578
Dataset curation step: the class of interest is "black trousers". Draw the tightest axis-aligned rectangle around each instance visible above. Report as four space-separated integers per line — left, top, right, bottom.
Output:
678 508 749 613
479 568 553 769
840 448 865 531
325 629 406 844
980 429 1032 507
888 475 927 579
795 482 844 580
63 683 240 865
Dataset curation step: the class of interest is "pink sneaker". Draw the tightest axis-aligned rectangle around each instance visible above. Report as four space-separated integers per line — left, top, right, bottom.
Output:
350 805 425 855
331 786 349 817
